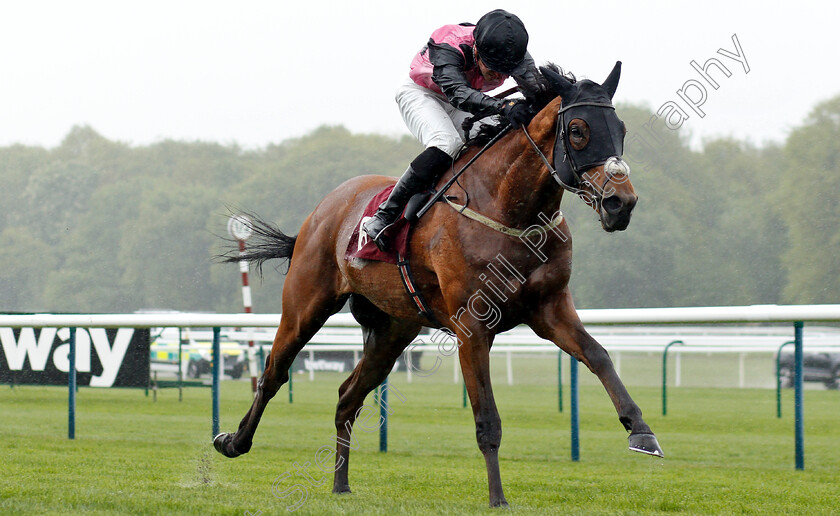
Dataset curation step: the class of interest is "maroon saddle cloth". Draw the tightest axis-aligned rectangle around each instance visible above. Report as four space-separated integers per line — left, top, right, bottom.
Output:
344 185 412 265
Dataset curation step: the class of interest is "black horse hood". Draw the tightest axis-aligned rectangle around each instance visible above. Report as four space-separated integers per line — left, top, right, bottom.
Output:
556 83 626 173
542 63 627 187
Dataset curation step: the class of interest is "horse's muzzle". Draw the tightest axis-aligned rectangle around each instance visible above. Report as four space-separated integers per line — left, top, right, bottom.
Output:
600 192 637 232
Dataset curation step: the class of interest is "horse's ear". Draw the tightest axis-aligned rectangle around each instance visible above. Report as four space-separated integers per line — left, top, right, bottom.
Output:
602 61 622 99
540 66 575 100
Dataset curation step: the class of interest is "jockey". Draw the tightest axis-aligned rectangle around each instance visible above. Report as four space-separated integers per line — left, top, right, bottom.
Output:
363 9 542 251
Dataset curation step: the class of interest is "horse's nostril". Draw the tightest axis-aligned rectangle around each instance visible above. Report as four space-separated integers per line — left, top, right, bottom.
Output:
602 196 622 214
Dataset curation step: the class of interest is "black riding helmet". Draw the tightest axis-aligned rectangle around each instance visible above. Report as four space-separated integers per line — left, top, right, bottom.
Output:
473 9 529 76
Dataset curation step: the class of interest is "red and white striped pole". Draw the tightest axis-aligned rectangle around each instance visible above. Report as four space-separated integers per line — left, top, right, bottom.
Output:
228 215 258 394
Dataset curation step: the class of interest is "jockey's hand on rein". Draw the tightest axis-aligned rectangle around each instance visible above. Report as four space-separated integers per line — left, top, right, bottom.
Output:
501 99 533 128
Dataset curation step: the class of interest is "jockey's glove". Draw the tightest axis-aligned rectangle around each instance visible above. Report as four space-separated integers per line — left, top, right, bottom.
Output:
501 100 533 127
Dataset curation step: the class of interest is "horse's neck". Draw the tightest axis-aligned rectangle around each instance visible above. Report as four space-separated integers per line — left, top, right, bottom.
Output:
461 100 564 228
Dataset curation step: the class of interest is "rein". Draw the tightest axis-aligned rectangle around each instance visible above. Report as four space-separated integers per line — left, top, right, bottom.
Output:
416 100 624 235
415 125 513 220
520 124 589 198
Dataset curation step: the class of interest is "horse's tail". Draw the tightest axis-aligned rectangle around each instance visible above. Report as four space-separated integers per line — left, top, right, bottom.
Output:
218 213 297 277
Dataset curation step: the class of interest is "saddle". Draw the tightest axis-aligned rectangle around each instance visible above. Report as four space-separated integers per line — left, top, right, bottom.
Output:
345 185 438 324
345 186 433 265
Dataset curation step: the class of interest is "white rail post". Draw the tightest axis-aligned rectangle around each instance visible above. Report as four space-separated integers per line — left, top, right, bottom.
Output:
228 214 257 394
308 349 315 381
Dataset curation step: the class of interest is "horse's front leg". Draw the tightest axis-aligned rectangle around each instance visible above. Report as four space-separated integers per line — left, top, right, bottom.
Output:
454 328 508 508
529 288 663 457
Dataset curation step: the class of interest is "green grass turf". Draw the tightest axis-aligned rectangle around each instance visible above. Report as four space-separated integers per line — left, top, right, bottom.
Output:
1 372 838 515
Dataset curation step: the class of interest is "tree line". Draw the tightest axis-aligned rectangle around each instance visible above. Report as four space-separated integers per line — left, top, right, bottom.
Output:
0 95 837 314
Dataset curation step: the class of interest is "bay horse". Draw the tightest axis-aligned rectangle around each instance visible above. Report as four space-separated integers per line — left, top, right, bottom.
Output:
214 62 662 508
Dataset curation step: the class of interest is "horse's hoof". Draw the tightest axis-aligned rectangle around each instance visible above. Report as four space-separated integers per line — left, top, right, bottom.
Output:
332 485 351 494
213 433 242 458
628 433 664 458
489 499 510 509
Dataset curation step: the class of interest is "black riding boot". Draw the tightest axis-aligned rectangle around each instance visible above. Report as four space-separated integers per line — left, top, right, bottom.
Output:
363 147 451 251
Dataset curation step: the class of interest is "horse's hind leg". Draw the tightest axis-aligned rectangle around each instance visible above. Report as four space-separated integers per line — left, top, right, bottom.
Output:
331 298 420 494
529 288 664 457
214 257 348 458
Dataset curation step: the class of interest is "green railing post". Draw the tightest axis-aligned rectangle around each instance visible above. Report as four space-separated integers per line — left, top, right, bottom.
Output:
68 327 76 440
212 327 221 438
379 377 388 453
462 380 467 408
558 351 563 413
570 358 579 462
794 322 804 470
662 340 684 416
177 328 184 402
776 341 794 418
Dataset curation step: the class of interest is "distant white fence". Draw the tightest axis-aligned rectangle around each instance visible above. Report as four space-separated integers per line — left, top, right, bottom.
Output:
150 314 840 389
3 303 839 328
4 306 840 388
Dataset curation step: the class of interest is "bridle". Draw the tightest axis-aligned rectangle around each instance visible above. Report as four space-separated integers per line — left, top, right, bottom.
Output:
416 98 630 223
522 100 630 210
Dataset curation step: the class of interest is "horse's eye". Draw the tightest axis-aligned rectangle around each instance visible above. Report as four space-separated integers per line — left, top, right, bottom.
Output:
568 119 590 150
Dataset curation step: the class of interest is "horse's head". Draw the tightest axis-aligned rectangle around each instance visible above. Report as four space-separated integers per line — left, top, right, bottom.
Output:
540 62 637 232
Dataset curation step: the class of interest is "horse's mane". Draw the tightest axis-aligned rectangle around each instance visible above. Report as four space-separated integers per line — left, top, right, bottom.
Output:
464 63 576 148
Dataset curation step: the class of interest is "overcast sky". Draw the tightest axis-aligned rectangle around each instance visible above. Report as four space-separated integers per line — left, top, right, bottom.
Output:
1 1 836 150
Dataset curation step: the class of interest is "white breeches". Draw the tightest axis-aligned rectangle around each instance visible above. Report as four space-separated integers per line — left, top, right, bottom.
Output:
395 78 473 158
